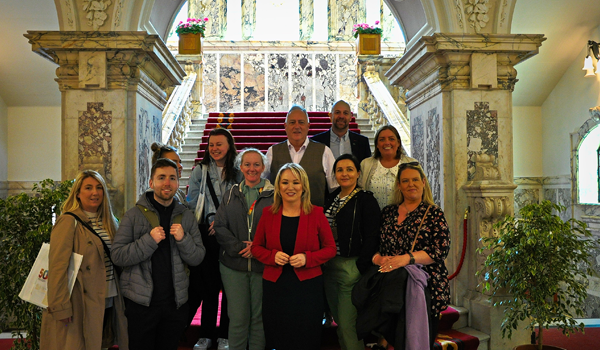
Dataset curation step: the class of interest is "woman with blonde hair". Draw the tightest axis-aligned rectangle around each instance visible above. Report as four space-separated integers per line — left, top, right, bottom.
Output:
41 170 128 350
251 163 336 350
367 162 450 349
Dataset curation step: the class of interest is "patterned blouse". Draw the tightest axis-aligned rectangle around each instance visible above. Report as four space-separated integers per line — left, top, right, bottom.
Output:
379 202 450 317
369 161 399 209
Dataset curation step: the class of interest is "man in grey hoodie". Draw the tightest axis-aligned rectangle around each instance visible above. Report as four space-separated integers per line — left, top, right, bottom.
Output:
112 158 205 350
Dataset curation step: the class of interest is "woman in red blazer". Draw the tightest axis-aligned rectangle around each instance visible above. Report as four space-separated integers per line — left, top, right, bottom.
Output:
252 163 336 350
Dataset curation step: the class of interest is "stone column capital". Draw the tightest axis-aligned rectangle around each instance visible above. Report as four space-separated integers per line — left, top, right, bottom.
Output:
23 31 185 93
386 33 546 103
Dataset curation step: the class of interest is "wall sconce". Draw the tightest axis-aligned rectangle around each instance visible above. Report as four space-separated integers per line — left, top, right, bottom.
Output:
583 40 600 77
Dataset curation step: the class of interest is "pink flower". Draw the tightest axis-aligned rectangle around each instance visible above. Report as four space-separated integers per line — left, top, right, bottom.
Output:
375 20 380 25
204 17 209 22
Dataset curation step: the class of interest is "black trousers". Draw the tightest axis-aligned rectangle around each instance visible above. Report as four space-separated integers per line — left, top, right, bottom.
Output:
187 233 229 340
124 298 189 350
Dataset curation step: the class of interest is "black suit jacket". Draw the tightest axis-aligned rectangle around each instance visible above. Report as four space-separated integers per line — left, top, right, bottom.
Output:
311 129 372 163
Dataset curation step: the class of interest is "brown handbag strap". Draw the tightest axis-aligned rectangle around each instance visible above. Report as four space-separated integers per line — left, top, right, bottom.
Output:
410 205 431 253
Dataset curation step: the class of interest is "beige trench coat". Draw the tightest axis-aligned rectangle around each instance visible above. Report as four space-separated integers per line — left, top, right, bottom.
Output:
40 209 128 350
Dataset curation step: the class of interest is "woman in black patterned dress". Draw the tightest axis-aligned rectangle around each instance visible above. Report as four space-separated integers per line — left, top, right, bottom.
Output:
371 161 450 349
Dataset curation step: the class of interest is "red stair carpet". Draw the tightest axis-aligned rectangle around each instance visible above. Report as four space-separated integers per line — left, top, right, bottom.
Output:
195 111 362 162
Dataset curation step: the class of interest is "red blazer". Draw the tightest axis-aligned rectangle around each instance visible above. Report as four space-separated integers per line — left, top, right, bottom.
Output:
251 205 336 282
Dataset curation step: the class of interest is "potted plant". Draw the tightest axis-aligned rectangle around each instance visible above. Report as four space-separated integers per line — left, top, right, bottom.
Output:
353 21 383 55
176 17 208 55
478 200 595 350
0 179 72 350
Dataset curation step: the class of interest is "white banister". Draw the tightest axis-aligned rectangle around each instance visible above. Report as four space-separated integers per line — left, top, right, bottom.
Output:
162 72 197 151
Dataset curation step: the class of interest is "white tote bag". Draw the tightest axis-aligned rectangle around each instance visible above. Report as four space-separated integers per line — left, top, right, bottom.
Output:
19 243 83 308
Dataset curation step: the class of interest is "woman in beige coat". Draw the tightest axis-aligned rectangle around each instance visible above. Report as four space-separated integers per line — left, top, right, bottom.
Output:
40 170 128 350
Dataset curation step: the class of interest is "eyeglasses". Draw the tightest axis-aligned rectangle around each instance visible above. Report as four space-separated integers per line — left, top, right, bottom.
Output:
398 161 420 170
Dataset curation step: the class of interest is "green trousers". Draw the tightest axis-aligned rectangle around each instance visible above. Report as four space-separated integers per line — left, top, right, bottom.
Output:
220 263 265 350
323 256 365 350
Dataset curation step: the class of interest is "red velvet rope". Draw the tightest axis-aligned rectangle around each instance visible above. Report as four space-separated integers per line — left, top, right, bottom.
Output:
448 209 468 280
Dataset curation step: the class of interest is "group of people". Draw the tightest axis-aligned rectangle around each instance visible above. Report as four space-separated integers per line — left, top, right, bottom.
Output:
40 99 451 350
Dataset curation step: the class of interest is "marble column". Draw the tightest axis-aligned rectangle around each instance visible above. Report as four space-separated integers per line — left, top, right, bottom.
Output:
386 33 545 349
241 0 256 40
327 0 365 41
189 0 227 40
24 31 185 216
299 0 314 40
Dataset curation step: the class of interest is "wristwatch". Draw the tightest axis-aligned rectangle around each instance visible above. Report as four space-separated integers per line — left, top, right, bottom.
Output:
408 252 415 265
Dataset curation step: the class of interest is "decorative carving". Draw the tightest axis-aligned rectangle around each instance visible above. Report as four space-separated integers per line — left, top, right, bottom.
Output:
455 0 465 29
83 0 112 30
472 154 500 181
590 106 600 122
113 0 124 28
64 0 75 29
499 0 508 27
464 0 489 33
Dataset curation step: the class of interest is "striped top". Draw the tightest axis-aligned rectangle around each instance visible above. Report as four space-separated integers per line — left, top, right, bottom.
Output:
84 211 118 299
324 194 349 255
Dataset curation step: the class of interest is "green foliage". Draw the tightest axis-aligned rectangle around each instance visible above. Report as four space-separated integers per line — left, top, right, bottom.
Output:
0 179 73 350
477 200 596 350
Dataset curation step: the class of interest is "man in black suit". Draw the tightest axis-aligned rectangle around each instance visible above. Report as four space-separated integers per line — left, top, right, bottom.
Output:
311 100 372 163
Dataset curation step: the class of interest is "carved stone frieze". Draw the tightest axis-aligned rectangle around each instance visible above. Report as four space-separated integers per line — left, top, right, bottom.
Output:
464 0 490 33
24 31 185 93
455 0 465 29
113 0 124 28
83 0 112 30
499 0 509 27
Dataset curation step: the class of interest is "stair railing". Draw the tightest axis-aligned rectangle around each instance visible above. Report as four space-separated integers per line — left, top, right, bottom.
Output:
362 64 411 155
162 71 197 152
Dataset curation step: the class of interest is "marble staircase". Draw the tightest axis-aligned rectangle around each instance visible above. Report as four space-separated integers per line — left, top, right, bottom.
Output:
177 115 377 192
447 305 489 350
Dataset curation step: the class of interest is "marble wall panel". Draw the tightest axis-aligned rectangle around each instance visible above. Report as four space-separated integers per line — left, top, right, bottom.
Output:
137 108 161 197
220 54 242 112
514 188 539 214
411 113 425 165
426 107 442 206
78 102 112 180
203 53 218 113
466 102 498 181
291 53 314 110
338 53 358 111
315 53 336 111
268 53 289 111
244 53 265 111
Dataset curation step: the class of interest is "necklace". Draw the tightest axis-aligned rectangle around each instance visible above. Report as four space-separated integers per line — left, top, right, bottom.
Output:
403 201 416 214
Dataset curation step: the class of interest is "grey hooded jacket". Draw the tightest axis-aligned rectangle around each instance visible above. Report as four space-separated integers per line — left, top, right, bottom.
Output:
112 193 205 307
214 180 274 272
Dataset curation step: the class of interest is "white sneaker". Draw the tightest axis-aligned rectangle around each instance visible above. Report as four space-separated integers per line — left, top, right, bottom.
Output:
193 338 212 350
217 338 229 350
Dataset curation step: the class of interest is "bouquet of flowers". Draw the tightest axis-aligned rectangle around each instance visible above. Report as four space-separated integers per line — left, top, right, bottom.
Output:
352 21 382 38
176 17 209 36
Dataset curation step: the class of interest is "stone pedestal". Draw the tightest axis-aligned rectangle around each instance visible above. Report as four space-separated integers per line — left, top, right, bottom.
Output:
24 31 185 216
386 33 545 349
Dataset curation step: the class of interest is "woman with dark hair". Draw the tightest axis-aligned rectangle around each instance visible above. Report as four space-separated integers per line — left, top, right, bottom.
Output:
251 163 336 350
323 154 380 350
41 170 128 350
367 162 450 350
358 125 416 209
151 142 187 207
187 128 242 350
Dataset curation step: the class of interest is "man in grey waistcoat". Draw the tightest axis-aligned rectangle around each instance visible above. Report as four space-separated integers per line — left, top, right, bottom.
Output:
263 104 337 207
